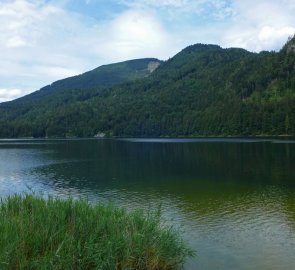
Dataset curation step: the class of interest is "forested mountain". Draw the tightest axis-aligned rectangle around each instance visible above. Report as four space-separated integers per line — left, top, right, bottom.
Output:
0 58 161 116
0 37 295 138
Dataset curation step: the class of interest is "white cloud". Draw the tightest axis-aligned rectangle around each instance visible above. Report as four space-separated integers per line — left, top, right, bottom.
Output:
144 0 295 52
0 0 174 102
99 9 174 61
37 66 79 78
120 0 188 8
222 25 295 52
0 0 88 99
0 0 295 102
120 0 295 51
220 0 295 51
6 36 28 48
0 88 22 102
120 0 233 19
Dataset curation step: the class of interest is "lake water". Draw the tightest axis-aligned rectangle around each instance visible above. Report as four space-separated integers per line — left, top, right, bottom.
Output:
0 138 294 269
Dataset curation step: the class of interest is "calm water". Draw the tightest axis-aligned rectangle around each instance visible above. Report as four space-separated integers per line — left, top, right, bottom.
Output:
0 138 294 269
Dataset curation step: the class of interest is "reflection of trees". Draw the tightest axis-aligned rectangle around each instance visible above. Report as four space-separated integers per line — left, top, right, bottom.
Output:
35 139 295 191
29 140 295 218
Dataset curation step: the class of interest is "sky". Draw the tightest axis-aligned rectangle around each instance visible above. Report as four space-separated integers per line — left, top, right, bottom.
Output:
0 0 295 102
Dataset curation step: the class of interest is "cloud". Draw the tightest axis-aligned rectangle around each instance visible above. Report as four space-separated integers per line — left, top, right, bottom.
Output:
120 0 188 8
37 66 79 78
0 0 60 49
220 0 295 51
0 0 295 102
128 0 295 52
6 36 28 48
0 0 174 101
0 0 87 100
120 0 233 19
0 88 22 102
223 26 295 52
120 0 295 51
99 9 174 61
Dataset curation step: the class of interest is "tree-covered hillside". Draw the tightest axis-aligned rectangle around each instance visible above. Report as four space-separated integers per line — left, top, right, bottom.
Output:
0 58 161 134
0 58 161 110
0 38 295 138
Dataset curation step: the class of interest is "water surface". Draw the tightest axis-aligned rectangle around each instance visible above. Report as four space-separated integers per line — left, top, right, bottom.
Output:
0 138 294 269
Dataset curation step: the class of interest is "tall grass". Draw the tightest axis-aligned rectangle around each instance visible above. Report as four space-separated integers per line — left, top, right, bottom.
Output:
0 195 193 269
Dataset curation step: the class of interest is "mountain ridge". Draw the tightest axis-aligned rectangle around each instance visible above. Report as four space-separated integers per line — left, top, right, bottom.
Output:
1 58 162 106
0 38 294 138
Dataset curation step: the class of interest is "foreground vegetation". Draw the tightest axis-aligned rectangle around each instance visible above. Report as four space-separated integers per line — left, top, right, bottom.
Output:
0 195 192 269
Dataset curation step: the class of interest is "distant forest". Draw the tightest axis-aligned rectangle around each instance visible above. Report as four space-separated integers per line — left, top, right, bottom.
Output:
0 37 295 138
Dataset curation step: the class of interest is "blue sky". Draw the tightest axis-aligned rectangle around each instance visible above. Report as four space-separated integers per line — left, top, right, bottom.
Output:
0 0 295 102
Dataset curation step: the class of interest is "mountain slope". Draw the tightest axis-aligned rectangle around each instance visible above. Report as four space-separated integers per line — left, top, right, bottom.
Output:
0 39 294 138
38 57 162 93
0 58 161 119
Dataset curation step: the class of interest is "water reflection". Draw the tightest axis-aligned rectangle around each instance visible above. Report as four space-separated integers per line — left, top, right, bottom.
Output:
0 139 294 269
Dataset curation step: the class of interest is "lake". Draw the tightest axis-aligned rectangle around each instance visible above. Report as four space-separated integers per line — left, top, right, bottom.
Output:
0 138 294 269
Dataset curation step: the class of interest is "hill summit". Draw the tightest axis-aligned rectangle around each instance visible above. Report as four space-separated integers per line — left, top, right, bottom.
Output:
0 39 294 138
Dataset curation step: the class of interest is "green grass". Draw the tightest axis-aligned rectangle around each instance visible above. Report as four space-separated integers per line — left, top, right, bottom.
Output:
0 195 193 269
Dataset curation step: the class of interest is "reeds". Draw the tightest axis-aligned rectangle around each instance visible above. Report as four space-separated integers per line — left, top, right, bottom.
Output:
0 194 193 269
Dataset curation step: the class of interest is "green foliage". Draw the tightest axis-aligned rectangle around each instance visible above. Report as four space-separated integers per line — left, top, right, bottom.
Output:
0 38 295 138
0 194 193 270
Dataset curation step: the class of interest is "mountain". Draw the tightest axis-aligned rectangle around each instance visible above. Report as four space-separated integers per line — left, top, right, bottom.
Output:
0 57 161 106
0 58 161 129
35 57 162 94
0 38 294 138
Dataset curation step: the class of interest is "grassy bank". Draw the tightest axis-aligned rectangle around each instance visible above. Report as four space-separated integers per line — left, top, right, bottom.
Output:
0 195 193 269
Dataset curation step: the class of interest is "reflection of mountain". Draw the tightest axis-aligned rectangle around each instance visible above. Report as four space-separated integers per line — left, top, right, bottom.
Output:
28 140 295 224
33 139 295 192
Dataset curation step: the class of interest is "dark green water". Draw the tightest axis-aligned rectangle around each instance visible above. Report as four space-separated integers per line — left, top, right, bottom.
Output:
0 138 294 269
